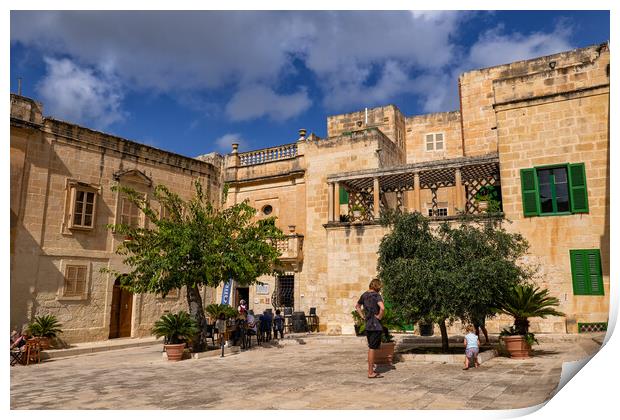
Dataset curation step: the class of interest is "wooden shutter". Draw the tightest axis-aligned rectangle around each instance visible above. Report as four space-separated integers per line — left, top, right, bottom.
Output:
339 187 349 205
586 250 604 295
520 168 539 217
568 163 589 213
570 250 588 295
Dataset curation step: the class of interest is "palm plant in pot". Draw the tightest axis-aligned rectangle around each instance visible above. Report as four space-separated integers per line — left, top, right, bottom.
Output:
494 284 564 359
28 315 63 349
152 311 199 362
359 307 406 364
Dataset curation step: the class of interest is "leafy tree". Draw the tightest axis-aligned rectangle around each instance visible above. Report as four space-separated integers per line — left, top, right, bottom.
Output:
104 181 284 351
377 212 533 352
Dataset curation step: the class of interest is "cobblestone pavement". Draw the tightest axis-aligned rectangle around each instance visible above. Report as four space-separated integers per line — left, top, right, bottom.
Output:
10 334 602 410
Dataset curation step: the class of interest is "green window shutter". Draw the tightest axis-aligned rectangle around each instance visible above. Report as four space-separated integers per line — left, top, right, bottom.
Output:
570 250 589 295
586 250 604 295
520 168 539 217
339 187 349 205
568 163 589 213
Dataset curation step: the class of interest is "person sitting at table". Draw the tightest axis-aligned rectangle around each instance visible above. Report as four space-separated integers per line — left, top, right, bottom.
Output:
10 329 28 350
244 312 258 346
231 313 247 347
259 310 273 342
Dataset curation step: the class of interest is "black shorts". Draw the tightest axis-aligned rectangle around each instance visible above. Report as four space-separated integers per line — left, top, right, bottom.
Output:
366 330 382 349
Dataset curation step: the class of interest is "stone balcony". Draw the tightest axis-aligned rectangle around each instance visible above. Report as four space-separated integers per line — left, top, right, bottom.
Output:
273 234 304 263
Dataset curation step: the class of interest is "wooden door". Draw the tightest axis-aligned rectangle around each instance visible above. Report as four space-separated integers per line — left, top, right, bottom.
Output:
109 278 133 339
118 290 133 337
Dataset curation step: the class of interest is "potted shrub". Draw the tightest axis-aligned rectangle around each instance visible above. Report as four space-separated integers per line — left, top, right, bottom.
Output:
152 311 199 362
475 185 501 213
359 307 406 365
494 284 564 359
28 314 63 350
351 204 365 220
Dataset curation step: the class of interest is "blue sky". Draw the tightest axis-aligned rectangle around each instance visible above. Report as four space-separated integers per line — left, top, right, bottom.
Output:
10 11 609 158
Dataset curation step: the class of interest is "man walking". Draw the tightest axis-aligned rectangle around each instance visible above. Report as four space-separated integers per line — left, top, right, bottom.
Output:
356 278 385 379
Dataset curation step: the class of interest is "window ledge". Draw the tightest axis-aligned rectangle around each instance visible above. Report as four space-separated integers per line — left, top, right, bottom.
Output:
68 225 95 231
56 295 89 301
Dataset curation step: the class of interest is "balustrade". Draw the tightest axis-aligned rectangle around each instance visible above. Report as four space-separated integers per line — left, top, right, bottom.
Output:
238 143 298 166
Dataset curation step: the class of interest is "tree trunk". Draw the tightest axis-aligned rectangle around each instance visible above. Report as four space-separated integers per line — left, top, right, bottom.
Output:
186 284 207 352
515 317 529 335
439 319 449 353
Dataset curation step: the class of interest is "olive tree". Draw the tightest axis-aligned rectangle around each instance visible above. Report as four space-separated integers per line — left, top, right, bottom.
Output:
377 212 532 352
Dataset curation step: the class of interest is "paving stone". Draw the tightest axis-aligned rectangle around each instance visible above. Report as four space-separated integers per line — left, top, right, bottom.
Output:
10 335 601 410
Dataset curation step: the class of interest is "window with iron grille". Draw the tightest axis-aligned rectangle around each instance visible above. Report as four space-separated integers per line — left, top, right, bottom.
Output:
277 275 294 308
428 208 448 217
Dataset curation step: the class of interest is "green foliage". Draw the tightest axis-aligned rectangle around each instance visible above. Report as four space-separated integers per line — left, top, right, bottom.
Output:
357 307 406 343
205 303 238 320
28 315 63 338
493 284 565 336
351 204 366 214
377 211 533 351
475 185 502 212
102 180 285 350
151 311 200 345
351 310 364 327
103 180 285 294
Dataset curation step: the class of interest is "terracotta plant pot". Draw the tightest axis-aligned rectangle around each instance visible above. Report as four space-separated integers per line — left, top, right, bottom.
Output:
164 343 186 362
502 335 531 359
372 342 396 365
38 337 51 350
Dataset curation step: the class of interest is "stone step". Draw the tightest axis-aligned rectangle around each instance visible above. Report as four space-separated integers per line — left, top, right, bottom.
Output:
41 337 162 360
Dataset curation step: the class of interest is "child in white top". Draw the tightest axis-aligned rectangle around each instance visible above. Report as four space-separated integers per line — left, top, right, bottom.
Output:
463 324 480 370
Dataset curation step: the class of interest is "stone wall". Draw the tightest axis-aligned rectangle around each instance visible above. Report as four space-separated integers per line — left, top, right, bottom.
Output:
327 104 406 148
405 111 463 164
495 45 610 333
302 130 398 333
458 43 606 158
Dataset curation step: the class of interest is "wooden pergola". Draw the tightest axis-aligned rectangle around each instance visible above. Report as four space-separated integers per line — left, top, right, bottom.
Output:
326 153 501 221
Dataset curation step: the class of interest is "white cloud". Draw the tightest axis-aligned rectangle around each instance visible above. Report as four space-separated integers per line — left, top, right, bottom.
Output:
214 133 246 153
36 57 125 129
466 23 574 71
11 11 466 118
412 22 575 113
225 85 311 122
12 12 579 122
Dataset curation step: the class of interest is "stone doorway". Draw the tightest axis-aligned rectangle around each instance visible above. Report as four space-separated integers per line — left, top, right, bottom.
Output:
109 277 133 339
235 287 249 309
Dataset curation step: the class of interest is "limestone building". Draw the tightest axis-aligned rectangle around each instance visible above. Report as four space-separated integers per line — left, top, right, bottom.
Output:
222 43 609 335
10 42 609 343
10 95 221 342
